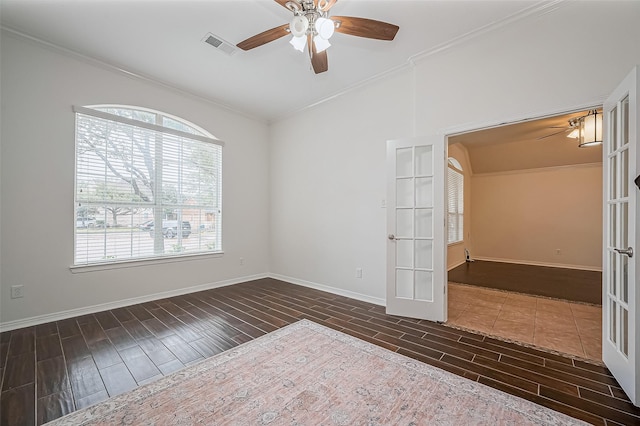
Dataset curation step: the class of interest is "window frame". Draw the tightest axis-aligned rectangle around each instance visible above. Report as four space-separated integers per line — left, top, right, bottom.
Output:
72 105 224 269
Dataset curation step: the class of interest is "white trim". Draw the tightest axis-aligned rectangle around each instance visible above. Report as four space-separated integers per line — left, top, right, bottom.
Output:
277 1 566 123
269 273 386 307
447 259 467 271
0 274 386 332
442 102 606 139
471 256 602 272
409 1 565 66
472 162 602 178
70 251 225 273
73 106 224 146
0 273 267 333
0 1 567 125
0 27 266 124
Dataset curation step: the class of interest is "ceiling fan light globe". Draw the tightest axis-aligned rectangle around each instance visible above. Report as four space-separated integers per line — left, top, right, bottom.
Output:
289 35 307 52
315 17 335 39
313 35 331 53
290 15 309 38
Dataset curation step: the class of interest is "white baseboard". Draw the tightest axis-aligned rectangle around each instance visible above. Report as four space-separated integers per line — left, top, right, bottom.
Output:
268 273 386 307
0 273 269 333
1 273 388 332
471 256 602 272
447 260 467 271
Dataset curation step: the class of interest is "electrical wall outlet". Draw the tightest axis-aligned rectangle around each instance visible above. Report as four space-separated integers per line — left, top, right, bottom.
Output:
556 249 561 255
355 268 363 278
239 257 245 266
11 285 24 299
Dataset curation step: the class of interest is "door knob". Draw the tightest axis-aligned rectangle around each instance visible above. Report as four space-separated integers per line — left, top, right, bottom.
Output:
388 234 397 241
614 247 634 258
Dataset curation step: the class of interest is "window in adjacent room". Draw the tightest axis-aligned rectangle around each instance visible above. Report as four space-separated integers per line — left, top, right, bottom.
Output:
447 158 464 244
74 105 223 266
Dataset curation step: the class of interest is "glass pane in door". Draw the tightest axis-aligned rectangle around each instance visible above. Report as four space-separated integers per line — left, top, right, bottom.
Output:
611 251 617 297
415 240 433 269
610 298 617 344
621 149 629 197
396 148 413 176
415 209 433 238
622 203 628 247
396 269 413 299
414 270 433 301
396 209 413 238
415 177 433 207
610 107 618 152
396 240 413 268
622 255 629 303
622 308 628 356
396 179 414 207
415 146 433 175
622 96 629 144
610 204 617 247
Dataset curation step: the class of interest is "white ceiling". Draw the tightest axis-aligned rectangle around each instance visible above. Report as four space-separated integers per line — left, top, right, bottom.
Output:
0 0 544 122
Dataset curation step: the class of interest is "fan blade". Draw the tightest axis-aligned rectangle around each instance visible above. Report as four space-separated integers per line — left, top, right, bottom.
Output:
237 24 290 51
274 0 292 9
311 41 328 74
536 129 570 140
332 16 399 41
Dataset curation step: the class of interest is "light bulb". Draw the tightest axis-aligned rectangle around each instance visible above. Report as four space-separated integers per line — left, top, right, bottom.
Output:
290 15 309 38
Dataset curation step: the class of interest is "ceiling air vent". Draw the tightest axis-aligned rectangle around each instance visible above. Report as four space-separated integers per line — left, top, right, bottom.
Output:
203 33 237 56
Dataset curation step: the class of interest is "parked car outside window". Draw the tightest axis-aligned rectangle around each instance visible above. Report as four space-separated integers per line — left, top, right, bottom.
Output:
147 221 191 238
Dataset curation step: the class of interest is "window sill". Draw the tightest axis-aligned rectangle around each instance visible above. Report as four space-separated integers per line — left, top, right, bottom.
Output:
69 251 224 273
447 241 464 247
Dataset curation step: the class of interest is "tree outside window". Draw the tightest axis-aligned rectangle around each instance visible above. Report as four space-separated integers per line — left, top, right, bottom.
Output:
74 105 222 265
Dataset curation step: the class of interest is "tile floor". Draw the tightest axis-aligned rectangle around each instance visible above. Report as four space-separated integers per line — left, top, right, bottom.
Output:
447 283 602 362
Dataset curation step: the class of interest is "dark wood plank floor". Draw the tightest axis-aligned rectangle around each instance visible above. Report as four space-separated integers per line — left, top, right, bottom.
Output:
1 278 637 425
448 260 603 304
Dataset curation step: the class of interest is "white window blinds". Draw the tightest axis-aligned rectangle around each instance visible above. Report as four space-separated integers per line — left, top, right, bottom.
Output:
447 166 464 244
74 106 223 265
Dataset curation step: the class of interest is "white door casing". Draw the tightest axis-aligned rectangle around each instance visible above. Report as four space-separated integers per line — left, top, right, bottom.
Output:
386 136 446 321
602 66 639 407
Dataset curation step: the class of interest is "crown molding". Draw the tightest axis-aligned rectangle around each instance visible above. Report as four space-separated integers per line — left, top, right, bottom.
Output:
273 0 568 123
472 161 602 178
408 0 566 65
0 26 268 125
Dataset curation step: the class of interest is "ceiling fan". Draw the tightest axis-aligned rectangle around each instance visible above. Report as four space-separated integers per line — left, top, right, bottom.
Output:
536 109 603 148
236 0 400 74
536 118 580 140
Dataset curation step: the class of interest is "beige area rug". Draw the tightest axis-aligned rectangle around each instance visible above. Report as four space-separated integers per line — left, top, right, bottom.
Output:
48 320 587 425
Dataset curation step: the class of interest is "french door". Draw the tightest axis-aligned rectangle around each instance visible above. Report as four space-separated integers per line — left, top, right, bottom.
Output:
386 136 446 321
603 67 639 406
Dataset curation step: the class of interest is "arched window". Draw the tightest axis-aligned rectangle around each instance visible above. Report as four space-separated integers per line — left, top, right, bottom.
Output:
447 158 463 244
73 105 223 266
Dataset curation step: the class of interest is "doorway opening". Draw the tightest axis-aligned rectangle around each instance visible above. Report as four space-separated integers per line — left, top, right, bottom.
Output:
443 108 604 362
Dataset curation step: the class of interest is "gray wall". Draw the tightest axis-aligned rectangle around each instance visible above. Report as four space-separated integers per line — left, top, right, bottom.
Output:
1 33 271 327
